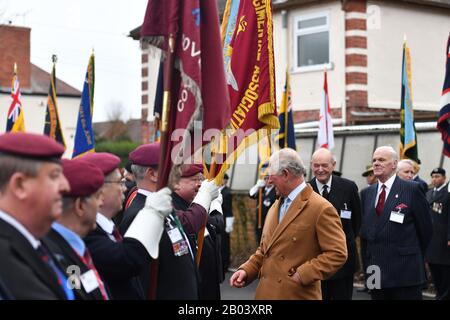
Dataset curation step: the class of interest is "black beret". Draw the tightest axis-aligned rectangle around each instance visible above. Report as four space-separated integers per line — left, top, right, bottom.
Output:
431 167 446 176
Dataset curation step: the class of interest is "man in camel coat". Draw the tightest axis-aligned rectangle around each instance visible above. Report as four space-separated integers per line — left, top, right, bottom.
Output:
230 148 347 299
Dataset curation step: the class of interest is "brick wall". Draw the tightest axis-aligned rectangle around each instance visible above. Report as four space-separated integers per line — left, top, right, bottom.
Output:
0 25 31 89
344 0 368 123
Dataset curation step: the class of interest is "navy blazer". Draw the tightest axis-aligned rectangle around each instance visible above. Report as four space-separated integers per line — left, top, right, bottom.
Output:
84 225 149 300
44 229 107 300
425 184 450 265
360 176 433 288
0 219 67 300
310 175 361 279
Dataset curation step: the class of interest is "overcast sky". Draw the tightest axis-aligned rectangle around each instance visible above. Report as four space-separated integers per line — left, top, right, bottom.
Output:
0 0 148 122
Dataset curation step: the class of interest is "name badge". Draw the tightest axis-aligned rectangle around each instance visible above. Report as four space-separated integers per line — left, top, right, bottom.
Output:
167 227 190 257
340 210 352 220
167 228 183 243
80 270 99 293
390 211 405 224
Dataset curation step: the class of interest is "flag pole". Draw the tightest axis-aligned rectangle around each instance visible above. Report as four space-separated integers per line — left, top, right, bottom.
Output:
149 33 177 301
157 34 176 190
195 142 219 267
258 188 263 229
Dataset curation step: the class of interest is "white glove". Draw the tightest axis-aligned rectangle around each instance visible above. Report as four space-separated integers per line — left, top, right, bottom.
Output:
209 193 223 214
225 217 234 233
193 180 219 212
124 187 172 259
145 187 173 216
249 179 265 197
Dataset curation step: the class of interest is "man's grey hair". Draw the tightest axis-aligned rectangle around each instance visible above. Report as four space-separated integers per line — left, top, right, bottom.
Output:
131 164 148 181
375 146 399 162
269 148 305 177
396 159 414 172
0 155 42 191
131 164 158 181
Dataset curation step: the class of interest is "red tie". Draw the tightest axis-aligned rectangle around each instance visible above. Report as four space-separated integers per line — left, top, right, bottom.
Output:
375 184 386 216
81 249 109 300
112 226 123 242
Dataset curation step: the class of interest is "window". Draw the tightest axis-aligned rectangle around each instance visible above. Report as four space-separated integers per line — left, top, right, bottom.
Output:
293 12 330 72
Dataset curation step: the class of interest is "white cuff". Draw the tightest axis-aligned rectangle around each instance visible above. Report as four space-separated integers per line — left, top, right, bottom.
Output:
124 207 165 259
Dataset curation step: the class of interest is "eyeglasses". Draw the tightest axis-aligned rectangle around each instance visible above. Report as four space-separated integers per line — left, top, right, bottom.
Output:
104 180 125 186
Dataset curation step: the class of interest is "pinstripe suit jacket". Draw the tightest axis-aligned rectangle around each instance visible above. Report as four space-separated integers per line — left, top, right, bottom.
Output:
360 176 432 288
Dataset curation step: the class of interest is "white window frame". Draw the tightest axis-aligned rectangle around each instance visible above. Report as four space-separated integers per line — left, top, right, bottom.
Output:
292 11 332 73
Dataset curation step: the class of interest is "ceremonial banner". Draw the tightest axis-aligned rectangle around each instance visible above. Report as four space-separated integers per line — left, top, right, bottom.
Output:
317 70 334 150
72 53 95 158
437 35 450 157
275 70 296 150
6 63 25 133
216 0 279 179
141 0 230 173
44 56 66 149
399 42 419 163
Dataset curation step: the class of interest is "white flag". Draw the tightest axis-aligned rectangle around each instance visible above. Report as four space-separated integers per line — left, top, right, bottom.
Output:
317 70 334 150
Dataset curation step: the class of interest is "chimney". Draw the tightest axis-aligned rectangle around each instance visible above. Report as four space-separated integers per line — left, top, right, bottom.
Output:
0 25 31 89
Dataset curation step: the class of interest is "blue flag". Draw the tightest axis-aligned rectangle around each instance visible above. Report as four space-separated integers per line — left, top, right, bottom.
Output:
72 53 95 158
399 42 419 163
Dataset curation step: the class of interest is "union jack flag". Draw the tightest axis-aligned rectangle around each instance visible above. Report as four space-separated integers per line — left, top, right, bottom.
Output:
6 64 25 132
437 35 450 157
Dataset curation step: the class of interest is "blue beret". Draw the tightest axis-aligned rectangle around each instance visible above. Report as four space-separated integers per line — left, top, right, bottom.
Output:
0 132 65 162
129 142 160 166
79 152 121 176
62 159 104 197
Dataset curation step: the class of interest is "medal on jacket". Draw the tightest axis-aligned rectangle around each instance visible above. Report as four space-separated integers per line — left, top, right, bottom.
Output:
432 202 443 214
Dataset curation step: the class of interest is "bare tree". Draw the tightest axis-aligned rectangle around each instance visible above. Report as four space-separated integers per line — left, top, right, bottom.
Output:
100 101 129 141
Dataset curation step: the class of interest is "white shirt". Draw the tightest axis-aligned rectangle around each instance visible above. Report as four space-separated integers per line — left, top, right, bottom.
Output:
96 212 117 241
316 176 332 196
137 189 152 197
280 181 307 219
265 185 274 196
434 184 446 192
374 174 396 207
0 210 41 249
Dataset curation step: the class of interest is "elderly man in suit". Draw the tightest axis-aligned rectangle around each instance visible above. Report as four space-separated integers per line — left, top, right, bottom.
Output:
360 146 432 300
44 159 108 300
397 159 415 181
0 132 72 300
230 148 347 300
310 148 361 300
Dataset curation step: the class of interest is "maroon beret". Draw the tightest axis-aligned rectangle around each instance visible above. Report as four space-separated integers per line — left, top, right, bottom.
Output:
62 159 104 197
181 164 204 178
129 142 160 166
0 132 65 162
79 152 121 175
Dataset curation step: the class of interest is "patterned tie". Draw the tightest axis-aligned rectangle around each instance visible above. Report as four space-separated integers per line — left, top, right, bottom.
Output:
112 226 123 242
322 185 329 200
375 184 386 217
279 198 291 222
81 249 109 300
36 244 75 300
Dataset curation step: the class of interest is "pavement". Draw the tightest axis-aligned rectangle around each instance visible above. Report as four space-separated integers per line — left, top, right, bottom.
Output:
220 269 434 300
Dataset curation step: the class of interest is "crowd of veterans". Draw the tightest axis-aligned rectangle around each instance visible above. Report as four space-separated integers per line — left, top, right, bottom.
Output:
0 131 448 300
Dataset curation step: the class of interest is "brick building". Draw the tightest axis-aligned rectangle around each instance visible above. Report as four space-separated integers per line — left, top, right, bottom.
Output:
0 24 81 157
